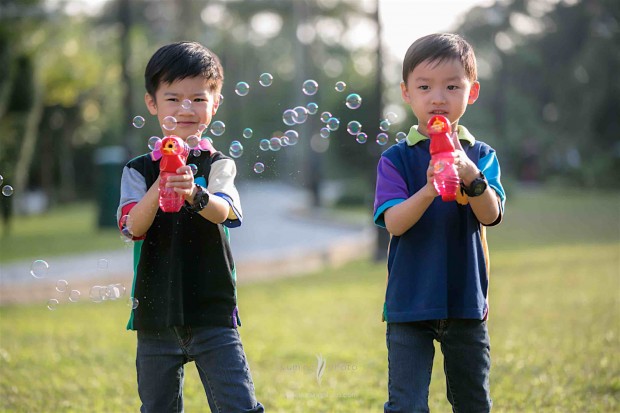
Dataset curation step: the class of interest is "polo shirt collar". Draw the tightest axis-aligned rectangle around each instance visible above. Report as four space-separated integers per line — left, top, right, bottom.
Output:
405 124 476 147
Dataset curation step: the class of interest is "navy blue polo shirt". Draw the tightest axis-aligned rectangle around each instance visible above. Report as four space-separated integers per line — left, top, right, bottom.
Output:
373 125 505 323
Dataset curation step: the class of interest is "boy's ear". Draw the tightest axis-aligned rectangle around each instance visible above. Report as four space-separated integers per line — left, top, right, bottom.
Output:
212 94 220 115
468 81 480 104
400 81 411 103
145 93 158 115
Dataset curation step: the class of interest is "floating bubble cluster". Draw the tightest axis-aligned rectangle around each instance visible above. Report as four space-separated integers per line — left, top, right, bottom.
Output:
229 141 244 158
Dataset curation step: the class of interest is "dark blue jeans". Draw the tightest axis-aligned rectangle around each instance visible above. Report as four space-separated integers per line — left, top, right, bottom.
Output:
136 326 264 413
385 319 492 413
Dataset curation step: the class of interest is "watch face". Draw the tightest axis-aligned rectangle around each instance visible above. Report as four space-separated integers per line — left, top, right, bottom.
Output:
472 179 487 196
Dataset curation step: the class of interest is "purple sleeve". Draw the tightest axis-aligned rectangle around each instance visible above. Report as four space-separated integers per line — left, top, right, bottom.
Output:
373 156 408 228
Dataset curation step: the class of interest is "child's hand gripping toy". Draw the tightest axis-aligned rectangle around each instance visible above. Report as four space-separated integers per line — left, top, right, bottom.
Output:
428 115 459 202
156 135 190 212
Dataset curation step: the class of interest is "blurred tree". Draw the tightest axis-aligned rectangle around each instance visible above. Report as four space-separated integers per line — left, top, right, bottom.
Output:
457 0 620 188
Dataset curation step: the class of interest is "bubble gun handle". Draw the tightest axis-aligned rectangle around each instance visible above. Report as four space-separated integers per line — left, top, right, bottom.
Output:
428 115 459 202
158 135 190 213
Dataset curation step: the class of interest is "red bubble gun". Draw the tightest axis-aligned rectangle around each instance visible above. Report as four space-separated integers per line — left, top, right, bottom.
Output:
428 115 459 202
158 135 190 212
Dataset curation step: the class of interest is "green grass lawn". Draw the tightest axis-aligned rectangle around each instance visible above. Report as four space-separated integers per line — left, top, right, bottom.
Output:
0 187 619 412
0 202 124 263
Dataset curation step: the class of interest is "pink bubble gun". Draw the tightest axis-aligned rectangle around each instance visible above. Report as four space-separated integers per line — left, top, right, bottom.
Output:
158 135 190 212
428 115 459 202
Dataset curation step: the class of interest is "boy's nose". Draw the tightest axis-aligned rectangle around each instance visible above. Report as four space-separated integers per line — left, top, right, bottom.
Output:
431 92 446 105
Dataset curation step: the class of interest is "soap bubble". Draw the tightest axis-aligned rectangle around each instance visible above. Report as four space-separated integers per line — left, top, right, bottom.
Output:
218 94 224 105
210 120 226 136
186 135 200 148
283 130 299 146
376 132 389 145
132 116 145 128
97 259 109 270
380 119 391 132
0 175 3 185
2 186 13 197
188 164 198 175
347 121 362 135
128 297 139 309
282 109 297 126
326 117 340 131
30 259 49 279
320 112 332 123
229 141 244 158
386 111 398 123
306 102 318 115
269 137 282 151
356 132 368 144
69 290 81 303
293 106 308 124
345 93 362 110
148 136 161 151
396 131 407 142
55 279 68 293
198 123 208 134
259 73 273 87
259 139 270 151
243 128 253 139
302 79 319 96
320 128 330 139
181 99 192 109
162 116 177 131
235 81 250 96
335 81 346 92
47 299 59 311
253 162 265 174
89 286 104 303
192 149 202 157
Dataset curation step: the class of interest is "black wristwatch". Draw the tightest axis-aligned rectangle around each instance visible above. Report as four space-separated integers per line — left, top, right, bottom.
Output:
461 171 488 197
186 184 210 213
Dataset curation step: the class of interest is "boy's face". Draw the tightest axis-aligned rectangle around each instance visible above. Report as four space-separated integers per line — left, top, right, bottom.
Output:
401 58 480 137
145 76 219 141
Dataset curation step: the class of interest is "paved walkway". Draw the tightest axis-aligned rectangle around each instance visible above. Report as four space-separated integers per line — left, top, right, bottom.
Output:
0 182 376 305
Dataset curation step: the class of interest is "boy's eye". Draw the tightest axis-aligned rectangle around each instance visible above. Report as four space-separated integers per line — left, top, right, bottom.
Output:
194 98 206 102
447 85 459 90
166 98 179 102
418 85 429 91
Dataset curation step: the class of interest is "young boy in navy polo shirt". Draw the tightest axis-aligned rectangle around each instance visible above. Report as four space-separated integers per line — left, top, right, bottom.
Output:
374 33 506 412
117 41 263 412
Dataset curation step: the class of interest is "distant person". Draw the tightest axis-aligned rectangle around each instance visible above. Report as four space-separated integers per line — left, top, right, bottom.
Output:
373 33 506 412
117 41 263 413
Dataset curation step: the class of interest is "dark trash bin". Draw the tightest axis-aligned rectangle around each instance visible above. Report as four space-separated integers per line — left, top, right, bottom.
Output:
94 146 126 228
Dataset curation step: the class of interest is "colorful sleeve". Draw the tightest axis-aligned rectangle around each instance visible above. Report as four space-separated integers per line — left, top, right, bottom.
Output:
117 165 147 240
207 157 243 228
373 155 408 228
478 149 506 224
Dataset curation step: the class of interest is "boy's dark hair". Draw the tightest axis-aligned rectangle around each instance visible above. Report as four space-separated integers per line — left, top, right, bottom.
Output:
402 33 477 84
145 41 224 98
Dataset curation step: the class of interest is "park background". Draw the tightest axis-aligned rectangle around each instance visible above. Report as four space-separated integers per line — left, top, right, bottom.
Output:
0 0 618 411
